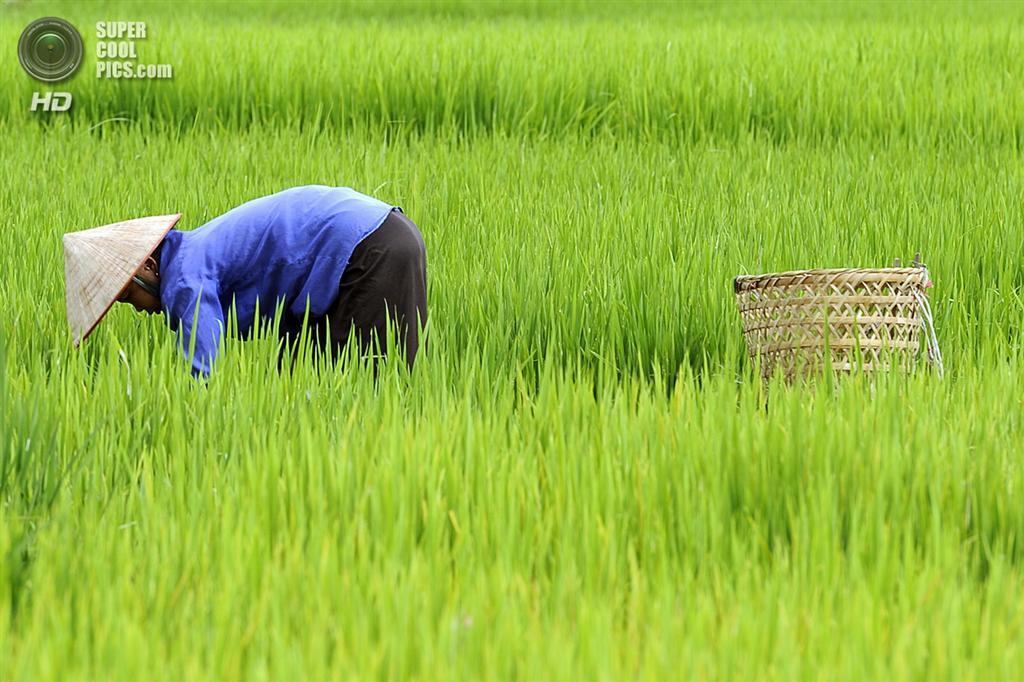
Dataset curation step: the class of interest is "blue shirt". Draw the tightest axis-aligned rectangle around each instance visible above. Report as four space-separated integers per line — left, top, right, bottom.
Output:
157 185 399 377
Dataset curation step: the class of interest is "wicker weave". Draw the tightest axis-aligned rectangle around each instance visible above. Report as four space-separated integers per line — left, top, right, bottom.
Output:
734 267 934 381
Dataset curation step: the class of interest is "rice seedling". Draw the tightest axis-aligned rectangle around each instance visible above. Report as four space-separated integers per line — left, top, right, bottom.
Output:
2 1 1024 679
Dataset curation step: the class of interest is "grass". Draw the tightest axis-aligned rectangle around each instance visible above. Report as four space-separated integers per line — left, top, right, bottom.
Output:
3 1 1024 679
4 1 1024 144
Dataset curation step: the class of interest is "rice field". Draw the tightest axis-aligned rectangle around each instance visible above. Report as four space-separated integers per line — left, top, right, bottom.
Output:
3 1 1024 679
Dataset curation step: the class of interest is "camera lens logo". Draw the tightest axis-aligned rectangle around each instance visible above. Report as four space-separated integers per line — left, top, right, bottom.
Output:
18 17 84 83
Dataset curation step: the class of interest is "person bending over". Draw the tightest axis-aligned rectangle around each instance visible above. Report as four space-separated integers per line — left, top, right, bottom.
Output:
63 185 428 378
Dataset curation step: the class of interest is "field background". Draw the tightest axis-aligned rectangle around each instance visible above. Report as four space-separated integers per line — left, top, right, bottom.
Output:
3 1 1024 679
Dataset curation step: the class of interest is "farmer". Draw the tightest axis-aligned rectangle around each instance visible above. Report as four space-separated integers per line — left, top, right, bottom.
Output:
62 185 428 378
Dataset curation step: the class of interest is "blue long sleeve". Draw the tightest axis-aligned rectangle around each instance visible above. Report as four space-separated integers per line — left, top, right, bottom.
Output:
156 186 397 378
164 277 224 378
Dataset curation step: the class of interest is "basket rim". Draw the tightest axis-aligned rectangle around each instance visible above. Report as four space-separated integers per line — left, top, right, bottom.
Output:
733 267 928 292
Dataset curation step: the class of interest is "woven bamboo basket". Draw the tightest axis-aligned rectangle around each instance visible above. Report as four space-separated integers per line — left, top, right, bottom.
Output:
734 265 941 382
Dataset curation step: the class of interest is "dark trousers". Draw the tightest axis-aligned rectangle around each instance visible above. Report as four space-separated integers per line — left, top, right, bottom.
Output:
278 208 428 372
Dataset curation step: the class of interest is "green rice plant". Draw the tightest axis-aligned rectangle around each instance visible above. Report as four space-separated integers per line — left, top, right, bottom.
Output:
3 1 1024 144
2 1 1024 679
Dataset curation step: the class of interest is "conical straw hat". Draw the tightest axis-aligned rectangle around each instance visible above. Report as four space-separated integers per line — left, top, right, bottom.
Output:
63 213 183 346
